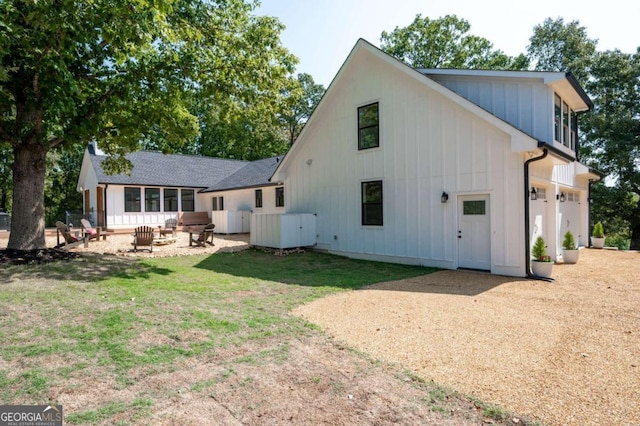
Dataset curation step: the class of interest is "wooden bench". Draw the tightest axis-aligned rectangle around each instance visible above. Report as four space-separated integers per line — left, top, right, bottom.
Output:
178 211 210 227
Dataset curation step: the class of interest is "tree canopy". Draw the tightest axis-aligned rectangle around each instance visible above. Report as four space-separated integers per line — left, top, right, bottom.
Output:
0 0 297 249
380 14 529 70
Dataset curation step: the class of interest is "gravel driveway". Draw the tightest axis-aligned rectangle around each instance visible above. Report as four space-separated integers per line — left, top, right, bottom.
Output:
293 249 640 426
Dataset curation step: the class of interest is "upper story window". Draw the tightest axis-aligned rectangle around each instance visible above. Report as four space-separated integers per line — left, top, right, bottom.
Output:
554 93 576 150
358 102 379 150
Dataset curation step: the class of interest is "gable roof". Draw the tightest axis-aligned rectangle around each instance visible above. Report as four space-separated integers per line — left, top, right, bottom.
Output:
271 38 542 180
201 156 282 192
90 149 249 189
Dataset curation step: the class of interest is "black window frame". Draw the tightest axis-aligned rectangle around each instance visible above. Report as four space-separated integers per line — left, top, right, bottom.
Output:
357 102 380 150
164 188 178 212
144 188 161 212
361 180 383 226
124 187 141 213
181 189 195 212
255 189 263 208
275 187 284 207
212 196 224 211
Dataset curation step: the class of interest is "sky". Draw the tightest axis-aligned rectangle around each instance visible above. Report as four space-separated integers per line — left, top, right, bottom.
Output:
255 0 640 88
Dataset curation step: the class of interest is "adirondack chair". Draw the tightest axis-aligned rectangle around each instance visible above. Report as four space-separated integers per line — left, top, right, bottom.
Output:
190 223 215 247
80 218 100 241
132 226 155 252
55 221 88 250
159 218 178 238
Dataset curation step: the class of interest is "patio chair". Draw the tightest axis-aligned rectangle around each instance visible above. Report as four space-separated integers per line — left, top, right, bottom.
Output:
55 221 88 250
80 218 100 241
132 226 155 252
191 223 215 247
159 218 178 238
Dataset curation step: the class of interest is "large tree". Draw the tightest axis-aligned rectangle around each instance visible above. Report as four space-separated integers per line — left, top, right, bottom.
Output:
280 73 325 146
380 14 529 70
0 0 297 250
581 50 640 248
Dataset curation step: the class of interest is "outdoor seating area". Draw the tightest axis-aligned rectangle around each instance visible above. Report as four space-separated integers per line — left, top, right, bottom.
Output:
55 221 88 250
185 223 215 247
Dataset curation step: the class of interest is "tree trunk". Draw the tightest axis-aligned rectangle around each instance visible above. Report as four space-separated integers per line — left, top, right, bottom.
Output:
7 140 48 250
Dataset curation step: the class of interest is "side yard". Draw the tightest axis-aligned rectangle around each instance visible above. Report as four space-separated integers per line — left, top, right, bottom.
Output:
294 249 640 426
0 249 537 425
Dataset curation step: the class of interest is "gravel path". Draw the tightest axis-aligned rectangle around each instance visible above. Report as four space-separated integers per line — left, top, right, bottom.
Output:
293 249 640 426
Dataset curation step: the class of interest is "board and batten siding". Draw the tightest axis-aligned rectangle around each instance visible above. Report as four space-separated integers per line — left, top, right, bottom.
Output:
279 49 526 276
206 186 284 215
426 75 552 144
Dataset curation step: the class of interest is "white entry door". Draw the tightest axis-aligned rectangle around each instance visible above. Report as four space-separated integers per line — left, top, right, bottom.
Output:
458 195 491 270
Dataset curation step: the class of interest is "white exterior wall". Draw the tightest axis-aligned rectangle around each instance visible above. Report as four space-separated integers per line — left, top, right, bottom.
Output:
428 75 552 143
205 186 284 214
105 185 207 229
278 50 527 276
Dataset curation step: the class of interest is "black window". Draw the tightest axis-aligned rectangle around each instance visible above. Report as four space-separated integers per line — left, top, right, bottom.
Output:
181 189 194 212
124 187 141 212
212 196 224 211
358 102 379 150
164 189 178 212
255 189 263 208
361 181 383 226
145 188 160 212
275 187 284 207
554 94 561 142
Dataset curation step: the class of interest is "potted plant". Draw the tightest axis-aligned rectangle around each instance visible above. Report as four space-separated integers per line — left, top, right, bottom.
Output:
591 221 605 249
562 231 580 264
531 235 553 278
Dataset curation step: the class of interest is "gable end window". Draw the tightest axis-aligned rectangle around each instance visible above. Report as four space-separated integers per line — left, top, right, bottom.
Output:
275 187 284 207
358 102 379 150
255 189 263 208
361 181 383 226
554 93 576 150
124 187 141 212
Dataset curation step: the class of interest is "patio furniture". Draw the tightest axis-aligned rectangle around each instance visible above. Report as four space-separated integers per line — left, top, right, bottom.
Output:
188 223 215 247
159 218 178 238
132 226 155 252
55 221 88 250
80 218 113 241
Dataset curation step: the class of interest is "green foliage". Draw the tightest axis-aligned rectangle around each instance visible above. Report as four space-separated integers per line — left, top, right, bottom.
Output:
562 231 577 250
532 236 551 261
526 18 597 82
592 222 605 238
380 14 529 70
280 73 326 145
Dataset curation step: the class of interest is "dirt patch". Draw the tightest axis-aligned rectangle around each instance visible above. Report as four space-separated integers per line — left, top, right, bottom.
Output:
293 249 640 426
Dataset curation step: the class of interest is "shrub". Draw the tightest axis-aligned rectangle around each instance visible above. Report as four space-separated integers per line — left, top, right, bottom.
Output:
562 231 577 250
532 236 551 262
592 222 605 238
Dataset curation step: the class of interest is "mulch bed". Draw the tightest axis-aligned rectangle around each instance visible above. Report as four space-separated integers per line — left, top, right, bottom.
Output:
0 248 81 265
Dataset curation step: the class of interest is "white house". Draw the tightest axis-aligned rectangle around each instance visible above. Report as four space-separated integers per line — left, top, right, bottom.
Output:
269 39 602 277
77 144 284 233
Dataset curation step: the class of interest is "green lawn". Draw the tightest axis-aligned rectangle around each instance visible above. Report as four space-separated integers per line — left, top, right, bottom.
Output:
0 249 438 423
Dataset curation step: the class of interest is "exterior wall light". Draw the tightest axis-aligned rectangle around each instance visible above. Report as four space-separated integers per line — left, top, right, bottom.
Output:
441 191 449 203
530 187 537 201
557 192 566 202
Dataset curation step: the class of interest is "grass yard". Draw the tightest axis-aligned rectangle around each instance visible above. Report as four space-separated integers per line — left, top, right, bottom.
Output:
0 249 536 425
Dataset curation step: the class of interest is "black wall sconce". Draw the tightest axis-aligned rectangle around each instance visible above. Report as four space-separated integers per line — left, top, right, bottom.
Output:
530 187 537 201
557 192 566 202
441 191 449 203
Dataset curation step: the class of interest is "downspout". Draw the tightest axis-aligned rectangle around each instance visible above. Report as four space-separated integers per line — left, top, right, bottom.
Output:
524 148 551 280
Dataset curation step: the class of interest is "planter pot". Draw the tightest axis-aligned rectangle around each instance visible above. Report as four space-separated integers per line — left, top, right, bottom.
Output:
562 249 580 264
531 260 553 278
591 236 605 249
